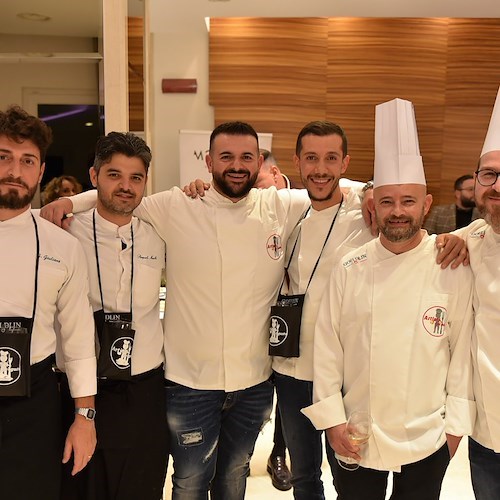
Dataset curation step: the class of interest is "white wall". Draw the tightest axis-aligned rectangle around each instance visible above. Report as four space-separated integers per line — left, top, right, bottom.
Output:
0 35 99 109
149 3 213 192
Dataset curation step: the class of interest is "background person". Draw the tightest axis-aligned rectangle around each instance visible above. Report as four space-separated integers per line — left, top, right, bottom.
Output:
424 174 481 233
41 174 82 205
255 149 291 190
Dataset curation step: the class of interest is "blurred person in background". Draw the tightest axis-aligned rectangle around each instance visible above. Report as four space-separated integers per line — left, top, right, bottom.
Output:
41 175 82 206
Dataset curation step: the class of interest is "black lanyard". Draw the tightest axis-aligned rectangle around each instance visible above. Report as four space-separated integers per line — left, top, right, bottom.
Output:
92 210 134 316
30 213 40 322
282 196 344 295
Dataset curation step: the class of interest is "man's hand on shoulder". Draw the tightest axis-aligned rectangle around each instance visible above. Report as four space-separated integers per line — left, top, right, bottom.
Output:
40 198 74 229
183 179 211 198
435 233 469 269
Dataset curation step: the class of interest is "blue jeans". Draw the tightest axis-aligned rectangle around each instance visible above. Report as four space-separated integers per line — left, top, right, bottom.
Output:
274 372 326 500
165 378 273 500
469 437 500 500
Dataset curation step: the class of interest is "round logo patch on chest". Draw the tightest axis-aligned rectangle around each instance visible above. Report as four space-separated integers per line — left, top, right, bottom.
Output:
422 306 448 337
266 234 283 260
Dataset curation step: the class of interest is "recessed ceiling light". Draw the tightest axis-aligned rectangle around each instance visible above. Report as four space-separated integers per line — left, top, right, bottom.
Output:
17 12 51 22
84 122 94 127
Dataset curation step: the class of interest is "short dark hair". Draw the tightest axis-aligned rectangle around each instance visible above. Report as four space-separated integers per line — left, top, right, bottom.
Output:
209 121 259 152
454 174 473 190
295 121 348 157
93 132 151 173
0 105 53 162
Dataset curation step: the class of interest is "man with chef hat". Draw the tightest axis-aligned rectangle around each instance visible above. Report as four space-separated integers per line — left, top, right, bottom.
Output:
457 86 500 500
302 98 476 499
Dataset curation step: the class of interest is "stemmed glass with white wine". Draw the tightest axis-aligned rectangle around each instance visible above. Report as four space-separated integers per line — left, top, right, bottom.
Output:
337 410 373 471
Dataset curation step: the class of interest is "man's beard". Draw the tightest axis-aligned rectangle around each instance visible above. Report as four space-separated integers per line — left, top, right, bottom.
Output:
98 188 139 216
212 169 258 199
377 209 424 243
0 177 38 209
477 190 500 233
302 175 339 203
460 195 476 209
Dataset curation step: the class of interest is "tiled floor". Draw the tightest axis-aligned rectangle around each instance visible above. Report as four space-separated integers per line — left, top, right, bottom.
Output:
164 414 475 499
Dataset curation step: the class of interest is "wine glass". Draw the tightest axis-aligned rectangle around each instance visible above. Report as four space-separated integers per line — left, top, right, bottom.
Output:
337 410 372 471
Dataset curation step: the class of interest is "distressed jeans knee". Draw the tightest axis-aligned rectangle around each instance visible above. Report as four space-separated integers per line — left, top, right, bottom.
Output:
165 379 273 500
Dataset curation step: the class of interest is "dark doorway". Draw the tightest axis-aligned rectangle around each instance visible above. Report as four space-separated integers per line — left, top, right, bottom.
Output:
38 104 103 191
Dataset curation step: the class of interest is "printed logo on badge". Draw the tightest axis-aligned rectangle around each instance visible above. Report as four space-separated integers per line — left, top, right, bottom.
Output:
110 337 134 369
266 234 283 260
0 347 22 385
269 316 288 346
422 306 448 337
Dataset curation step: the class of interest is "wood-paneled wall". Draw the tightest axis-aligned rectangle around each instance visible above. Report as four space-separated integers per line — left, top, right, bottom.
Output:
209 18 500 204
128 16 144 132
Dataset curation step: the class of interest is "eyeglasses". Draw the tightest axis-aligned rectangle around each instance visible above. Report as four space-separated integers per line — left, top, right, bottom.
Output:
475 169 500 187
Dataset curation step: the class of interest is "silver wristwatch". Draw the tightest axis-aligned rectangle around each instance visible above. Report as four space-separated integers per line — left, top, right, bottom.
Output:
75 407 96 421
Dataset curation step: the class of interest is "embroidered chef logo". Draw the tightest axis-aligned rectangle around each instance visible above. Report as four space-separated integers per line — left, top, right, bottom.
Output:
0 348 22 385
110 337 134 369
422 306 448 337
266 234 283 260
269 316 288 346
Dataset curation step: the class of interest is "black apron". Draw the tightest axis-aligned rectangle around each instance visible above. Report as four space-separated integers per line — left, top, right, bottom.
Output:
93 211 135 381
0 214 39 397
269 199 343 358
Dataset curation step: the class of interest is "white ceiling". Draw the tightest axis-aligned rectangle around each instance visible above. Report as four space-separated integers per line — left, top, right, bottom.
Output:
0 0 499 38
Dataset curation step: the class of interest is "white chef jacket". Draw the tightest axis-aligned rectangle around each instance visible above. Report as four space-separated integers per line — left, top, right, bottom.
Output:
0 209 96 398
302 234 475 471
72 186 310 391
272 190 373 381
460 219 500 452
68 210 165 376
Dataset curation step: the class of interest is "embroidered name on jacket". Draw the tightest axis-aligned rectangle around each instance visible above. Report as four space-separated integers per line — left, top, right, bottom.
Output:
342 253 367 268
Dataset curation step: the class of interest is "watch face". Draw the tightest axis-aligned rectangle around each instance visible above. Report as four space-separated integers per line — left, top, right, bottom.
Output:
86 408 96 420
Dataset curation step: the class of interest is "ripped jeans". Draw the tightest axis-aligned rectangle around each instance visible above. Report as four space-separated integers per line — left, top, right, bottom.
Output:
165 378 273 500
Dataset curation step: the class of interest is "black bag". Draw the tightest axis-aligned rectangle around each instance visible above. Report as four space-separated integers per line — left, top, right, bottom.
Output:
269 294 304 358
0 317 32 397
95 311 135 380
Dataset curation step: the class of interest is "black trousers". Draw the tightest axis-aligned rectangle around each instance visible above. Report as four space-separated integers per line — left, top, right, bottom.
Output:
61 366 169 500
329 443 450 500
0 356 62 500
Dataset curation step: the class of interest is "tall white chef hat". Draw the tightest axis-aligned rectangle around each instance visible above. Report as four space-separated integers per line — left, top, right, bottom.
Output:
481 86 500 157
373 98 426 187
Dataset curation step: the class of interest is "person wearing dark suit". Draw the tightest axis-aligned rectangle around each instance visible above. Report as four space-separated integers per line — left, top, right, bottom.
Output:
424 174 481 234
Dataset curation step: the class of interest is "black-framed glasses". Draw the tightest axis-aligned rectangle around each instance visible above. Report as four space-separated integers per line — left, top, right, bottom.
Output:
475 169 500 187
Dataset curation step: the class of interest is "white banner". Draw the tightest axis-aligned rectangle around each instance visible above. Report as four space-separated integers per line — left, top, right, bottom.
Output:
179 129 273 187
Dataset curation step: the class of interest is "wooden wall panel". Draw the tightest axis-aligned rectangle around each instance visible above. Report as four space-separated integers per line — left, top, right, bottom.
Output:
210 18 329 182
446 19 500 106
210 17 500 204
128 16 144 132
210 18 327 109
328 18 448 106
